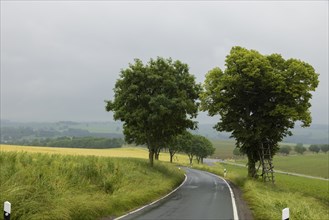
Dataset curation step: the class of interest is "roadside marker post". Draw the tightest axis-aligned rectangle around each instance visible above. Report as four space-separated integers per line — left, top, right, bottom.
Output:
282 207 289 220
224 168 227 178
4 201 11 220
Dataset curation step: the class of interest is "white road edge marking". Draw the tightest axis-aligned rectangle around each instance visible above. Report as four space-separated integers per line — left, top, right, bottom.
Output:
114 173 188 220
206 171 239 220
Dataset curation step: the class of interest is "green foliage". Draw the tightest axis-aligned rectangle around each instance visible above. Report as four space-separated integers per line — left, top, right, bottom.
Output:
167 131 188 163
233 147 244 157
193 135 215 164
309 144 320 153
200 46 319 177
179 133 215 164
295 144 307 154
278 145 292 155
320 144 329 153
106 57 201 165
0 151 184 220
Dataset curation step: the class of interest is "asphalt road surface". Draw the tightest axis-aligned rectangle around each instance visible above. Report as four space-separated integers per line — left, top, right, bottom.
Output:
118 167 237 220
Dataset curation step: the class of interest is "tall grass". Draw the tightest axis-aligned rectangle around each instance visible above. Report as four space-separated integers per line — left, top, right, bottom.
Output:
0 151 184 220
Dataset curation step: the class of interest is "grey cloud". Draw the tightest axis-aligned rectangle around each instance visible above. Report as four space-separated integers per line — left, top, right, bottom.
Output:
1 1 328 124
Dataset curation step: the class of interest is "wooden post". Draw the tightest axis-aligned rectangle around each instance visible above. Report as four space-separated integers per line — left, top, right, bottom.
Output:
4 201 11 220
282 208 289 220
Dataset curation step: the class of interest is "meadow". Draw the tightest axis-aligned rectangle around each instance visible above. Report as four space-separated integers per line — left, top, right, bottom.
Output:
232 153 329 179
0 149 184 220
210 139 236 159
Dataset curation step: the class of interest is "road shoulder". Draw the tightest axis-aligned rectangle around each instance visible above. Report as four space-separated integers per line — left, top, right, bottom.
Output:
227 180 254 220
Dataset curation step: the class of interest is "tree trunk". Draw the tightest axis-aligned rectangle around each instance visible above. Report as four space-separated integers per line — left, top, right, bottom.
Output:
155 147 161 160
188 155 193 165
247 157 257 178
169 151 173 163
149 149 154 167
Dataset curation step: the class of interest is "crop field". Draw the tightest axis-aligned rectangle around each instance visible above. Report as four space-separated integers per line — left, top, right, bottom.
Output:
0 150 184 220
0 144 190 163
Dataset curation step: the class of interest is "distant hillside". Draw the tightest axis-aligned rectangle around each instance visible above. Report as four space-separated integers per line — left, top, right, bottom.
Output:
0 120 123 144
1 120 328 145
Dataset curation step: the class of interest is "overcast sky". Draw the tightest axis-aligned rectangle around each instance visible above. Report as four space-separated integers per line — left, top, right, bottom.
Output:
1 1 328 125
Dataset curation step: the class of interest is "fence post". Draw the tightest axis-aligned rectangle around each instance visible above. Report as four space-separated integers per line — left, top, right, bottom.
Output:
282 207 289 220
4 201 11 220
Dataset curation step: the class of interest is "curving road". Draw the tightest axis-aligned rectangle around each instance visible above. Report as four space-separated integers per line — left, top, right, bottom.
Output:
118 167 238 220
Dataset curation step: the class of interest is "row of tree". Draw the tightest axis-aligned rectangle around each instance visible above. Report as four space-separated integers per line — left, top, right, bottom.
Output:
106 46 319 179
277 144 329 155
168 132 215 164
234 144 329 156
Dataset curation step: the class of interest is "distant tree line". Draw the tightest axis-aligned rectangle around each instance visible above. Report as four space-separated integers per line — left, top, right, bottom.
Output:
3 136 124 149
234 143 329 157
309 144 329 153
277 143 329 155
0 126 123 144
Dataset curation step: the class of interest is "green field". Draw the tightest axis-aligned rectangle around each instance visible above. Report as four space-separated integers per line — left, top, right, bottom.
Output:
1 145 328 220
0 151 184 220
234 153 329 179
210 139 236 159
273 154 329 178
194 163 329 220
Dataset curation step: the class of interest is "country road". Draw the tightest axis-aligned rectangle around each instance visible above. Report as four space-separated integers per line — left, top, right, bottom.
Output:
117 167 238 220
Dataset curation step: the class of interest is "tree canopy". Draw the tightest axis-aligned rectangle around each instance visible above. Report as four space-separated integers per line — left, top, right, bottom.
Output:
178 132 214 164
106 57 201 166
295 145 307 154
278 145 292 156
309 145 320 153
201 46 319 178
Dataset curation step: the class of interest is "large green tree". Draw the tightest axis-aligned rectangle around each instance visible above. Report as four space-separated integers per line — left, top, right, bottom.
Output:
106 57 201 166
194 135 215 164
201 46 319 178
180 133 214 164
